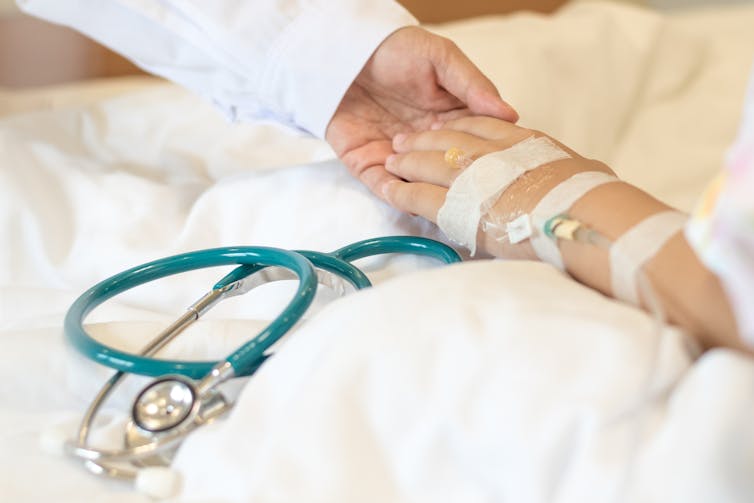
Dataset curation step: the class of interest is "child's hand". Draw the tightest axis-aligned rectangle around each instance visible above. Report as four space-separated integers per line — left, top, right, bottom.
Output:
383 117 614 259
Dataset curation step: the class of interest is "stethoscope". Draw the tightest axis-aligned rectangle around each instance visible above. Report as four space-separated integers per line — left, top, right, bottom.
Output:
63 236 461 484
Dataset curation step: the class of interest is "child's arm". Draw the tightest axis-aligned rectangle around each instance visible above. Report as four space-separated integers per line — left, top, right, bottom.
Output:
383 117 744 352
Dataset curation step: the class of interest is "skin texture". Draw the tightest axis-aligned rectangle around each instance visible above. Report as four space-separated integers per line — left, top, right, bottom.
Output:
382 116 745 352
325 26 518 199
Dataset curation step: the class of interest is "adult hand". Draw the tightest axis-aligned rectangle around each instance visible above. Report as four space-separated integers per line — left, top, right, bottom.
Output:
325 26 518 199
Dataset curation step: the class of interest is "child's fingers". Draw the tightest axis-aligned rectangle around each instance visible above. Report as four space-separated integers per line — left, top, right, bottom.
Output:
435 116 528 142
438 120 583 159
385 151 459 188
392 129 490 155
382 180 447 223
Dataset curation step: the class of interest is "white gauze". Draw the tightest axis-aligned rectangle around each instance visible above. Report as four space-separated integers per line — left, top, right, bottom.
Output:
437 136 569 255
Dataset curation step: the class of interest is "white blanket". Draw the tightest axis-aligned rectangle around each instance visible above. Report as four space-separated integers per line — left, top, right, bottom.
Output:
2 2 754 502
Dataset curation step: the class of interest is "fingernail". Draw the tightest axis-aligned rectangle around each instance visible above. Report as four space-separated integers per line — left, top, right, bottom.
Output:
430 121 444 130
393 133 406 146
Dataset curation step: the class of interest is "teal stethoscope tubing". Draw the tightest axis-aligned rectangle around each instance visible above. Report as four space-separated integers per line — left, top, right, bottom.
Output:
213 236 461 288
64 247 318 379
65 237 461 380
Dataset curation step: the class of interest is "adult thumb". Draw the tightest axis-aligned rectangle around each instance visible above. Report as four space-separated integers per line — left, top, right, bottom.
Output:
433 36 519 122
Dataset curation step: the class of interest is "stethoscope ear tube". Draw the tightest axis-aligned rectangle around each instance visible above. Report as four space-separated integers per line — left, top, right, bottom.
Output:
334 236 461 263
65 238 459 378
64 246 318 378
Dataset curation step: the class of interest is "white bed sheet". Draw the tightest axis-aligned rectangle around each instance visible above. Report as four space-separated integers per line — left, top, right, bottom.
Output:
2 1 754 502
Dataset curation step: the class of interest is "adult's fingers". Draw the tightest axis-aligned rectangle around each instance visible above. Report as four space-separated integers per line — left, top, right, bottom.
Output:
382 180 446 223
385 151 459 188
360 165 402 201
339 139 401 200
429 32 519 122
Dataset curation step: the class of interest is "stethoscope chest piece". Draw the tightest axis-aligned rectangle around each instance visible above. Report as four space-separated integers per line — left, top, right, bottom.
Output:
125 376 231 467
133 377 197 433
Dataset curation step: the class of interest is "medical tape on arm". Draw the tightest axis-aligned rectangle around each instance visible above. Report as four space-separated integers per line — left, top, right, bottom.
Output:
610 210 687 305
437 136 570 255
530 171 619 270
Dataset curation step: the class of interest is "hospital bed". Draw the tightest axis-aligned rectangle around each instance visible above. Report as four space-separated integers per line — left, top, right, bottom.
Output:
2 1 754 501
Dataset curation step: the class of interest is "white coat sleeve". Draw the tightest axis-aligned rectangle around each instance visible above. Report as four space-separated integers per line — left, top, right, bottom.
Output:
16 0 418 137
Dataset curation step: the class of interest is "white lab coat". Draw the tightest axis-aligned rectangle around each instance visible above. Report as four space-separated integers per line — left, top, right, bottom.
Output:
17 0 417 137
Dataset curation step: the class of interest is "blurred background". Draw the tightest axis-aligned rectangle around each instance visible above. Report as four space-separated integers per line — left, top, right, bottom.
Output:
1 0 753 87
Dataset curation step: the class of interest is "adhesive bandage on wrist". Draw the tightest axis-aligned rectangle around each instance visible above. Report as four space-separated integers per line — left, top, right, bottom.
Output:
530 171 619 270
610 210 687 305
437 136 570 255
